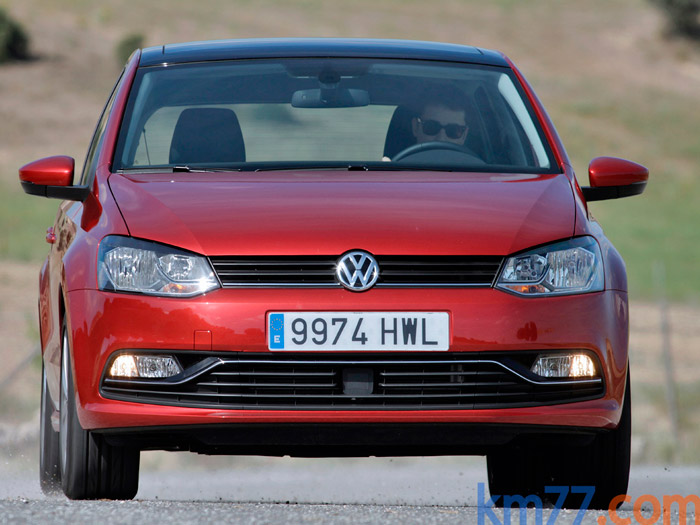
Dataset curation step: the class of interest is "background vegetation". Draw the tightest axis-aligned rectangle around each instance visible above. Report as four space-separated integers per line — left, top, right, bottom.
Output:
1 0 699 302
0 0 698 465
0 7 29 62
652 0 700 38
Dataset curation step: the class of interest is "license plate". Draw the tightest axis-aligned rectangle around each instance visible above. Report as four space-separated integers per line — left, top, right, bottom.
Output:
267 312 449 351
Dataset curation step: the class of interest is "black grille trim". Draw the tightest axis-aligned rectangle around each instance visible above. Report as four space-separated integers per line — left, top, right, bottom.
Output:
209 255 503 287
101 352 604 410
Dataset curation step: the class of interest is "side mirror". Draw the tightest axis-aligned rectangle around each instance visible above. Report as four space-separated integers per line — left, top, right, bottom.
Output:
581 157 648 202
19 156 90 201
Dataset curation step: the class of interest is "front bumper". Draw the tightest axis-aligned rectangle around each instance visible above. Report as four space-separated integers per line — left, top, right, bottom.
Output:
65 287 628 431
100 422 604 457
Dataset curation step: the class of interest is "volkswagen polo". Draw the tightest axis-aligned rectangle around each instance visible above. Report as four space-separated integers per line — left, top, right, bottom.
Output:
19 39 648 506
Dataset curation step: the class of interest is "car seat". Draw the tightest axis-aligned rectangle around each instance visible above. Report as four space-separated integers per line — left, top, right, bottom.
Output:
169 107 246 165
383 106 417 159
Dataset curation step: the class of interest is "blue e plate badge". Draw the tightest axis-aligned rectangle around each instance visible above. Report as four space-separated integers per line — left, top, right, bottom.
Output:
269 313 284 349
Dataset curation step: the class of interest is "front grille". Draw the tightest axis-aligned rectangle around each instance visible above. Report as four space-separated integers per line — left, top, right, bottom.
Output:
101 353 604 410
209 255 503 287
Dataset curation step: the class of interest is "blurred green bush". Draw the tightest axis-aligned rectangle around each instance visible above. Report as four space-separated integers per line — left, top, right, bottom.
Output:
0 7 30 62
652 0 700 39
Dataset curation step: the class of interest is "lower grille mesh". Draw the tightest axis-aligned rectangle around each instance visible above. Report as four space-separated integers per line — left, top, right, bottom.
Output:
101 353 604 410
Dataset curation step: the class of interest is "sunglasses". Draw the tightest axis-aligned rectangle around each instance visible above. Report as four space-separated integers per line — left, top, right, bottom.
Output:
418 118 467 139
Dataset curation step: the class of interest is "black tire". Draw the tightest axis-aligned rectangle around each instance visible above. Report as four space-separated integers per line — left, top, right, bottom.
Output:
39 361 61 494
487 368 631 510
587 367 631 509
59 325 140 500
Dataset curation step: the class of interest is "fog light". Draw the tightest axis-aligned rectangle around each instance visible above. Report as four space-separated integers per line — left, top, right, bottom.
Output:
109 355 138 378
531 353 596 378
109 354 182 378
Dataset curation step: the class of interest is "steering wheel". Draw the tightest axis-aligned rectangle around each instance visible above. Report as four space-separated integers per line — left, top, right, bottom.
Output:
392 141 482 163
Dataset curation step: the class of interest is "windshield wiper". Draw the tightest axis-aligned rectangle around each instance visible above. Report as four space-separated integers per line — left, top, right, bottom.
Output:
255 163 447 172
172 165 241 172
119 164 459 174
255 164 359 172
116 166 241 173
358 164 453 172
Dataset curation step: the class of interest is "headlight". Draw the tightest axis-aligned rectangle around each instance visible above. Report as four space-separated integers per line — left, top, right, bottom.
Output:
496 237 604 296
98 236 219 297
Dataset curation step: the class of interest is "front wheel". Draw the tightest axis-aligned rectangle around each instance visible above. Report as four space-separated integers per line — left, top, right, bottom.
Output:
59 325 140 500
39 361 61 494
487 368 631 510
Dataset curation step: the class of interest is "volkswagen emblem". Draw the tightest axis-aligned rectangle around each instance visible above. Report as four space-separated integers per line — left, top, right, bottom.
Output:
336 251 379 292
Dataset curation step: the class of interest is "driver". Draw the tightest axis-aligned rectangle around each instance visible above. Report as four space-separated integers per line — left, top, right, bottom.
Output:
411 87 470 147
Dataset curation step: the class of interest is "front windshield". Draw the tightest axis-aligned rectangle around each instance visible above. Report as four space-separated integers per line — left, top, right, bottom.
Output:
114 58 558 173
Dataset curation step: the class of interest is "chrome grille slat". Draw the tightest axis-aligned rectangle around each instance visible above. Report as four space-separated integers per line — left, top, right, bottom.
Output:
378 382 484 388
101 353 604 410
215 271 332 276
380 371 480 377
197 381 339 388
216 261 334 266
380 271 497 277
210 371 336 377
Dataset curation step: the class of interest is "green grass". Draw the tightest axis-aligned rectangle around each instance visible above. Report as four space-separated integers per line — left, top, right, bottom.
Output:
1 0 698 302
545 81 700 302
591 179 700 301
0 180 56 261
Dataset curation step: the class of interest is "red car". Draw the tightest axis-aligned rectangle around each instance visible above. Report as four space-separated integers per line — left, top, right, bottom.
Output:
20 39 647 506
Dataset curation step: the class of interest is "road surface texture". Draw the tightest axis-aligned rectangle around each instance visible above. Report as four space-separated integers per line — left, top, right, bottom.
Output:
1 456 698 524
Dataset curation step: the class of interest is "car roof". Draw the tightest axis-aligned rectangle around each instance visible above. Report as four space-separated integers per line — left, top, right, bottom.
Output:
139 38 510 68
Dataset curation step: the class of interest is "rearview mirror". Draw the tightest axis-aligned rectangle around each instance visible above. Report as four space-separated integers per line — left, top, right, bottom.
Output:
291 88 370 108
581 157 648 202
19 156 90 201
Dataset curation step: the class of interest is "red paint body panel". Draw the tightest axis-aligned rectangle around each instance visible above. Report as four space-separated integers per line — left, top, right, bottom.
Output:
41 53 140 404
64 287 628 430
109 171 576 257
588 156 650 187
19 155 75 186
98 50 141 172
503 56 571 170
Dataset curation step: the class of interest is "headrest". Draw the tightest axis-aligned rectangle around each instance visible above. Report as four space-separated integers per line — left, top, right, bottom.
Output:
169 108 245 165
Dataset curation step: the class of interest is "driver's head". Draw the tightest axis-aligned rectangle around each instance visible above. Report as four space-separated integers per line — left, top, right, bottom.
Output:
411 87 469 146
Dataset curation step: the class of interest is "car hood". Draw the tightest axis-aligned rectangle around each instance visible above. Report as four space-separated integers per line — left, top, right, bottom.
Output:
108 171 575 256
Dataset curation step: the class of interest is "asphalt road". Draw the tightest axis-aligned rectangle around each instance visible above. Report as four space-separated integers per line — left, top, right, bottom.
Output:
1 456 698 524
